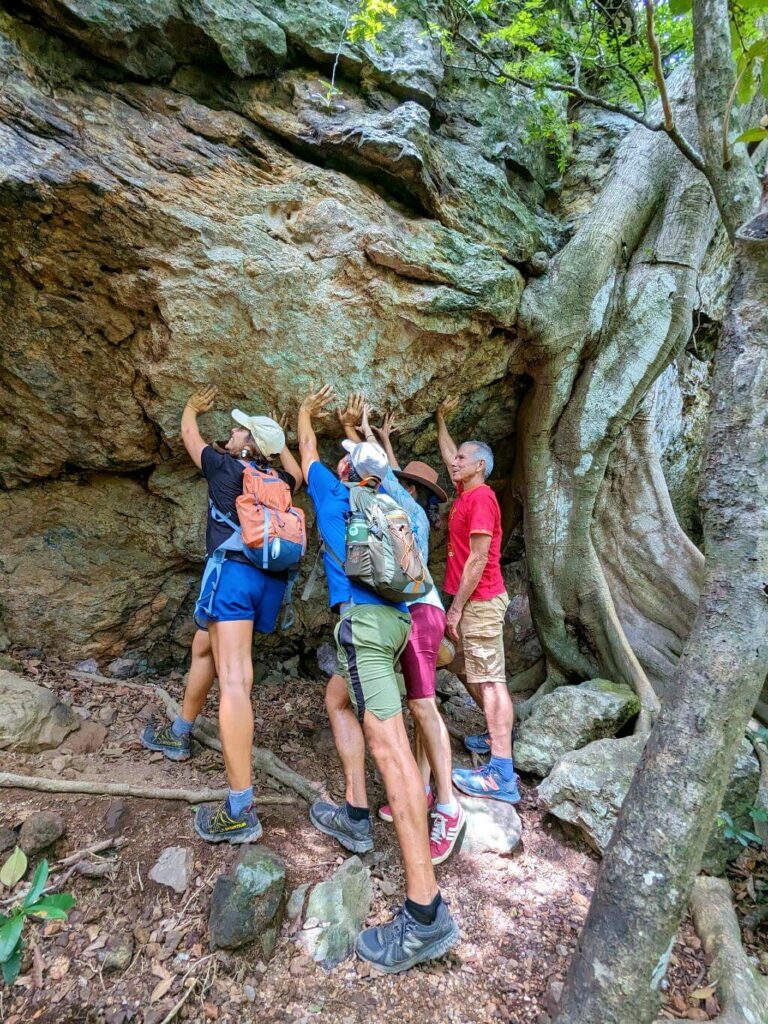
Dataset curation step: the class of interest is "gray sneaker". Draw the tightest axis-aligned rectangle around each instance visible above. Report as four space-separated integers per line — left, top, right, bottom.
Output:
309 800 374 854
356 899 459 973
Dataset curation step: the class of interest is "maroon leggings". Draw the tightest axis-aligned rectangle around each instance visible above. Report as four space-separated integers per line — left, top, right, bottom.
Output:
399 603 447 700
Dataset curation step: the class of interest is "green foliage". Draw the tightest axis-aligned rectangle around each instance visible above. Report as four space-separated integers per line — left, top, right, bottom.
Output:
716 810 765 849
348 0 398 46
0 851 76 986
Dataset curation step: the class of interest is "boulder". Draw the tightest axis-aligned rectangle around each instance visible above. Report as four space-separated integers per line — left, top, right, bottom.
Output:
149 846 193 894
19 811 66 856
107 657 139 679
298 856 372 969
457 795 523 857
538 735 760 873
63 720 108 754
0 671 78 752
209 847 286 957
514 680 640 777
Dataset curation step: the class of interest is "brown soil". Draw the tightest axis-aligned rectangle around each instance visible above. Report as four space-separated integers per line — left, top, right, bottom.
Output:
1 655 763 1024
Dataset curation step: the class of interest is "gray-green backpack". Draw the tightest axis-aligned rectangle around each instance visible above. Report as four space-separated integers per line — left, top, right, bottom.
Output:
342 482 433 603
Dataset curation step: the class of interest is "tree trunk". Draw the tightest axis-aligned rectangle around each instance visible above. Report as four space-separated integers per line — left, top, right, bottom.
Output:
516 69 717 719
554 176 768 1024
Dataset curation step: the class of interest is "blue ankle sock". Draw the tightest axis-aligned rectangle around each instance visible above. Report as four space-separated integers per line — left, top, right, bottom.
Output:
436 800 458 817
489 756 515 783
171 715 194 737
226 786 253 818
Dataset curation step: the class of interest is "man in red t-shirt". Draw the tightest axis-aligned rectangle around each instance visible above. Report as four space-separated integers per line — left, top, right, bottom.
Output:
436 397 520 804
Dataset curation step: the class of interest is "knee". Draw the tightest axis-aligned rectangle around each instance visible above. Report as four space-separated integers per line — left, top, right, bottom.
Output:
408 698 435 728
217 661 252 693
325 674 350 714
192 629 211 660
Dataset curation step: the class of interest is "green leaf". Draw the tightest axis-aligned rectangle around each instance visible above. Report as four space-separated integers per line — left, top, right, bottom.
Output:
745 39 768 60
669 0 692 13
23 860 48 909
0 916 24 963
737 61 755 105
28 894 75 919
0 848 27 890
734 127 768 143
1 945 22 986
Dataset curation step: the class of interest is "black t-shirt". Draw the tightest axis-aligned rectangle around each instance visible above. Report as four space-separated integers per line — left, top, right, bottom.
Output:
201 447 296 560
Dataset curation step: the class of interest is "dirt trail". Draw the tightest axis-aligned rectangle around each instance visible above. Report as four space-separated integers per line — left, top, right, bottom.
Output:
0 657 744 1024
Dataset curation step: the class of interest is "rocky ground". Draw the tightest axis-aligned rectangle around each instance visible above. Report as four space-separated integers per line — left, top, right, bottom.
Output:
1 653 766 1024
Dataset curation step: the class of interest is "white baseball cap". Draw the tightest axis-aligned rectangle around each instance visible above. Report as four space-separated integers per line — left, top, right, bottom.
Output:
341 439 389 480
231 410 285 457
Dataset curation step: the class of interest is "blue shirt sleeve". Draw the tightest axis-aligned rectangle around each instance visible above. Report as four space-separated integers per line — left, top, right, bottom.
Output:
380 467 430 563
307 461 337 503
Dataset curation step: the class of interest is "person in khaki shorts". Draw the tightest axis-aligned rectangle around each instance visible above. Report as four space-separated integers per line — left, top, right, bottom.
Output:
436 397 521 804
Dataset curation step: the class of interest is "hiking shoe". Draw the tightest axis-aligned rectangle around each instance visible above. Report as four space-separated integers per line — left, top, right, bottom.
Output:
309 800 374 854
429 804 466 865
463 732 491 755
356 899 459 973
379 788 435 824
194 801 263 844
140 719 191 762
452 763 521 804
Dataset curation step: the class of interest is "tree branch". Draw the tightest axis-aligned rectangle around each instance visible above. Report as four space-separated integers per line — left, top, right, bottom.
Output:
0 772 295 804
644 0 673 131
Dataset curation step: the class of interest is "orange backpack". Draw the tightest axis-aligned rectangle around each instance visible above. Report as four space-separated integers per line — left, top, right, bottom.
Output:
234 463 306 571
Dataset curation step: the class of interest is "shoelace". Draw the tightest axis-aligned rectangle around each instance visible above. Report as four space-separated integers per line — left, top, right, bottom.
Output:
430 812 448 844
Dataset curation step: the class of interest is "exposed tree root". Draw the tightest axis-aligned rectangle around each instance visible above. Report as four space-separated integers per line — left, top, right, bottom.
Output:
507 658 546 696
0 771 295 804
66 669 325 803
686 875 768 1024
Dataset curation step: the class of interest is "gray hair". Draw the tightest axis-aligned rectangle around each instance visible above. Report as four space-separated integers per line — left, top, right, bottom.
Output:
465 440 494 480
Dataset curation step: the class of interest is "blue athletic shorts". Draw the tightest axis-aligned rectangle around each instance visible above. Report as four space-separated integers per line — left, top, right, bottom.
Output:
194 558 287 633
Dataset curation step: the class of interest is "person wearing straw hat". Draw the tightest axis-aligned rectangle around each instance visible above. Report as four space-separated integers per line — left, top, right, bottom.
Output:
337 398 465 865
141 386 302 845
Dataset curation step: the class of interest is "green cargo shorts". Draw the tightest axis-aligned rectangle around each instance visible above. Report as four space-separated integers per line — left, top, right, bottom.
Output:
334 604 412 722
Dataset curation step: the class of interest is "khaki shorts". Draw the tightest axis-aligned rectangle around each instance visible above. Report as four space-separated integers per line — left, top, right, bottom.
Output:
453 593 509 685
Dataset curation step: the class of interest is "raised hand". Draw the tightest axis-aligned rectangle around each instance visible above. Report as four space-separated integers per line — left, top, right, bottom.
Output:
186 384 218 414
373 410 397 442
300 384 337 418
437 394 459 419
337 392 365 430
269 409 290 435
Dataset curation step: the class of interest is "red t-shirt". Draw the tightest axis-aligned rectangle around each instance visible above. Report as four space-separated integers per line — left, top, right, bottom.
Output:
444 483 505 600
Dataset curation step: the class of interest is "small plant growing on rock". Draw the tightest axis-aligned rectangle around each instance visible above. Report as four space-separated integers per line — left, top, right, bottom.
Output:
0 847 75 985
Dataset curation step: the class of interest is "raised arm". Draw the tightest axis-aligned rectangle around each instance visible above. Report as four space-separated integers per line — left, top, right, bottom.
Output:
297 384 336 479
368 409 400 471
270 410 303 492
181 385 218 470
436 395 459 472
336 392 365 442
445 532 491 642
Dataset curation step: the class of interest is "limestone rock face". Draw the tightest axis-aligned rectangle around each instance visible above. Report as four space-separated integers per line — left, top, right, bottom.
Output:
0 671 79 751
538 735 760 873
514 680 640 777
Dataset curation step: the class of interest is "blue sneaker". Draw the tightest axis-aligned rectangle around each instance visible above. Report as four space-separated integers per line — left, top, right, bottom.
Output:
452 763 521 804
463 732 491 755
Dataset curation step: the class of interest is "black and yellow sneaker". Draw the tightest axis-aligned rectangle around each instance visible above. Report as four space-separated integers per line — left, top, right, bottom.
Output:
194 801 263 844
140 719 192 762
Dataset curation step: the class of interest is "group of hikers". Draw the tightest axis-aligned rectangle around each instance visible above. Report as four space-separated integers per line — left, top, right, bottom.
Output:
139 384 519 973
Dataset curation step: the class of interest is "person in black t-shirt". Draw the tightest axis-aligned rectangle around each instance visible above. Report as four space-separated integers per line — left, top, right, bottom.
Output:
141 385 303 845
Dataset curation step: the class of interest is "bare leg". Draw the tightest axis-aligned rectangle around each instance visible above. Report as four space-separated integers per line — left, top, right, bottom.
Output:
325 674 368 808
364 712 437 905
408 698 454 806
208 619 254 791
413 725 431 789
181 628 217 722
480 681 514 759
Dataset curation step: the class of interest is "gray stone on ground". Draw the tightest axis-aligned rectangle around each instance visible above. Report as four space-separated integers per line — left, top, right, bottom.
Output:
457 795 523 856
0 670 78 751
107 657 139 679
104 799 131 837
0 824 18 853
75 658 99 674
316 643 337 677
538 735 759 873
435 669 464 698
514 679 640 777
63 719 108 754
98 934 134 973
149 846 193 894
286 882 310 922
209 847 286 957
19 810 66 856
298 856 373 969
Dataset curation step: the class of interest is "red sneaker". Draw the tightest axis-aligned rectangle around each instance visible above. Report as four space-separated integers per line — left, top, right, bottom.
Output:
378 788 435 823
429 803 466 865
